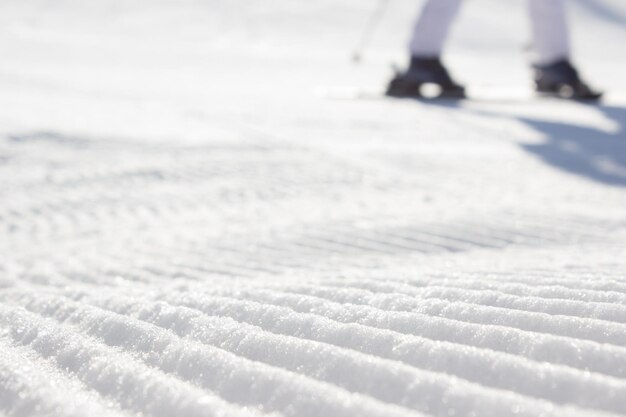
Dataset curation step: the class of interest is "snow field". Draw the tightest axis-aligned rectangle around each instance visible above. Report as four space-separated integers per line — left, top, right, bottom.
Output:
2 0 626 416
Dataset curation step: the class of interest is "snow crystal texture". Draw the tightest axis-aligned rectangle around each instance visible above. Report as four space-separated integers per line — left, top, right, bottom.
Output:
1 0 626 416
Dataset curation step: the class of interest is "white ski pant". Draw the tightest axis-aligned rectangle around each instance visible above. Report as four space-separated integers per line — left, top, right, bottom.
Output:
409 0 571 64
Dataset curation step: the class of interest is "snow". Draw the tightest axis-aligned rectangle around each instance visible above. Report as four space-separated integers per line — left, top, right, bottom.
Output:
1 0 626 416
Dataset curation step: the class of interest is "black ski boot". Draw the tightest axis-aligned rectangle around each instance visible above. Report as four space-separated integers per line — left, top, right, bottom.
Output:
533 59 602 100
386 57 465 99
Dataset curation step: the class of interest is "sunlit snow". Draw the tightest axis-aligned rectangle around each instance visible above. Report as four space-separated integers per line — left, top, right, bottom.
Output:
1 0 626 416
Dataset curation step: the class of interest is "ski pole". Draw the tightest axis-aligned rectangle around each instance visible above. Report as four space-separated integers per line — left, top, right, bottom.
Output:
352 0 392 63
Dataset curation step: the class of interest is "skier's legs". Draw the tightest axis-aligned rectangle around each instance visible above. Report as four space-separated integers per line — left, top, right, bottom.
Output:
527 0 571 65
387 0 465 97
409 0 464 57
527 0 600 99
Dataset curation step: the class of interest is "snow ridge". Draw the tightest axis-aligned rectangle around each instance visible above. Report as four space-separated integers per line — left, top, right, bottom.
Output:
2 0 626 415
2 274 626 417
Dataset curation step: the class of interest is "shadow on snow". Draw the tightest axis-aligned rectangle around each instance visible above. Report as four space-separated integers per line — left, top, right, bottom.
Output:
518 105 626 187
422 99 626 187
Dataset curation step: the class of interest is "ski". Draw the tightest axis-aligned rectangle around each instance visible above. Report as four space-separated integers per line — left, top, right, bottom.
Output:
316 85 603 104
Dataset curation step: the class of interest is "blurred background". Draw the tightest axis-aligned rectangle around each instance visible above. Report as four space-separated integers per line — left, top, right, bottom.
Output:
2 2 626 417
2 0 626 279
2 0 625 142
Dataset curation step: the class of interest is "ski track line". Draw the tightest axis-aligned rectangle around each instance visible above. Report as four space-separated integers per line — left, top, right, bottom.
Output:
327 273 626 298
72 291 626 417
434 218 596 244
7 290 536 417
7 223 618 296
0 337 128 417
152 288 626 414
188 284 626 379
400 278 626 305
2 150 398 235
1 293 420 417
209 283 626 376
327 279 626 323
296 226 462 254
7 288 620 416
0 306 263 417
276 283 626 350
5 180 619 264
457 274 626 293
326 222 531 250
286 282 626 346
4 193 619 275
79 293 596 417
287 213 614 258
312 276 626 313
140 288 623 414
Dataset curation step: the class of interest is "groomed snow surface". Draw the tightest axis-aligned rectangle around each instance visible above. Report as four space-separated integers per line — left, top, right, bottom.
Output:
2 0 626 416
